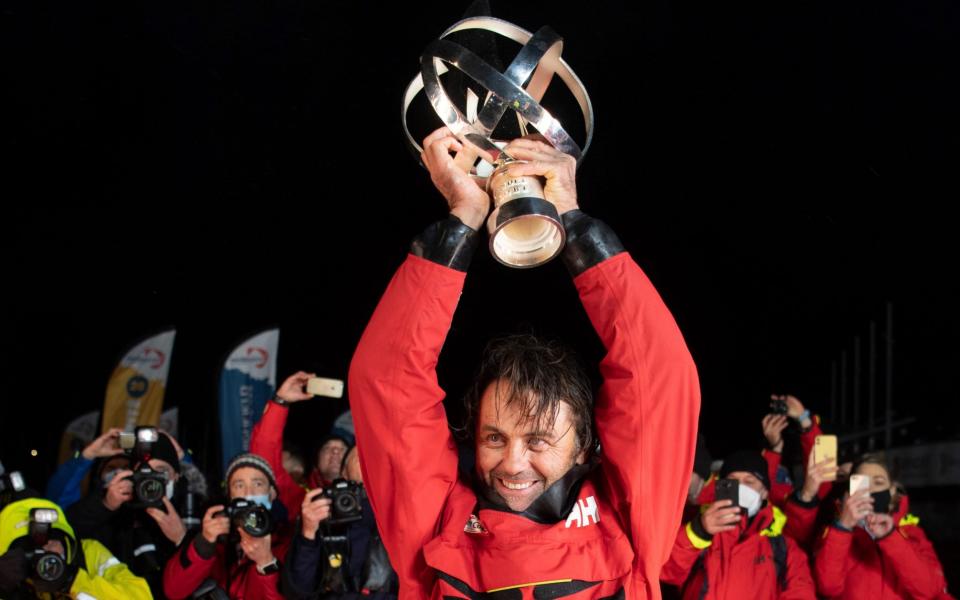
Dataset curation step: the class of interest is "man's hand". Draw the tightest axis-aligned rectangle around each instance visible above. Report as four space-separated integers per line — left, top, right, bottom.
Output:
421 127 491 230
502 138 579 215
300 488 332 541
82 428 124 461
276 371 316 404
762 414 789 453
839 489 873 530
238 530 274 568
700 499 742 536
145 497 188 545
102 469 134 511
865 512 895 539
799 450 837 503
201 505 230 544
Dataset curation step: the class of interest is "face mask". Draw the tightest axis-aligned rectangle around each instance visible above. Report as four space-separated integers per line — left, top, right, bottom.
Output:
871 489 892 514
245 495 272 510
738 484 763 517
166 479 176 500
102 469 121 487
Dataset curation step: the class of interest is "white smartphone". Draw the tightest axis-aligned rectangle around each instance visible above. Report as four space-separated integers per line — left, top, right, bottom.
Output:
850 473 870 496
307 377 344 399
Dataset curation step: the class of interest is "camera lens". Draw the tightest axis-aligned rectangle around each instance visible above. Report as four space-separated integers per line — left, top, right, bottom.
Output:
335 493 359 515
239 506 270 537
137 478 165 503
36 554 65 582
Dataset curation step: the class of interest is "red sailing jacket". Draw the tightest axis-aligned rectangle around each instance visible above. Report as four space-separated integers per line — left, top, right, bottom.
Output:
349 252 701 599
813 497 950 600
250 401 308 520
162 532 291 600
661 504 816 600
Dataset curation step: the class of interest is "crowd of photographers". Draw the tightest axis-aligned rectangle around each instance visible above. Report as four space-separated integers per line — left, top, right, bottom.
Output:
0 373 952 599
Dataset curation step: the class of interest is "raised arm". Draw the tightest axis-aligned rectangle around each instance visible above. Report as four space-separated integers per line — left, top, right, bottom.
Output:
349 127 486 597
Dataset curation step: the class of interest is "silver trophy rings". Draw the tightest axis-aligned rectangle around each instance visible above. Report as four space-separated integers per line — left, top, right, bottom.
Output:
402 17 595 268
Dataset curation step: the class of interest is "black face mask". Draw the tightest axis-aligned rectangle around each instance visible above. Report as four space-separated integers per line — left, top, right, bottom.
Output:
871 489 892 514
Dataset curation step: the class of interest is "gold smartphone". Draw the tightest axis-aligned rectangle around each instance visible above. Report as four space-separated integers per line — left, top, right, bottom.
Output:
813 435 838 481
307 377 344 398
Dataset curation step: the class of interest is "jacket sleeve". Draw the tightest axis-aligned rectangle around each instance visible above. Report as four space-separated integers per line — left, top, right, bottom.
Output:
783 493 821 550
660 521 710 587
65 490 113 542
877 525 948 599
45 455 93 509
71 540 152 600
763 449 792 507
243 564 285 600
348 252 465 597
779 535 817 599
814 526 854 598
162 533 218 600
280 532 323 600
250 401 305 520
576 248 701 584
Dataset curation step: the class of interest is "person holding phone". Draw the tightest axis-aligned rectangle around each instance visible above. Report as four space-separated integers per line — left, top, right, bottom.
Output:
814 455 951 599
661 450 816 599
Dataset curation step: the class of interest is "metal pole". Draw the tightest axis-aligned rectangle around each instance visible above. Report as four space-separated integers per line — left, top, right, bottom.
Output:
885 303 894 448
868 321 877 450
853 336 861 453
840 350 848 429
830 359 838 425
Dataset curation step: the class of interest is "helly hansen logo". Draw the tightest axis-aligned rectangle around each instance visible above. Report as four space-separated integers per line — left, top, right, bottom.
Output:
565 496 599 528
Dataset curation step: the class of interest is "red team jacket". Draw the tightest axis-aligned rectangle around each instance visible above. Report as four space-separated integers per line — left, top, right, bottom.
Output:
349 251 701 599
813 496 950 599
661 504 816 600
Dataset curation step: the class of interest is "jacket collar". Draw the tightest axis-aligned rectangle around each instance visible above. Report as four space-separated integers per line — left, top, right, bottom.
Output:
472 460 597 524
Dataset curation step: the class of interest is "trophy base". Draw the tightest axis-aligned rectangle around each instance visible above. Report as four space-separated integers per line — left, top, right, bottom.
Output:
488 197 565 268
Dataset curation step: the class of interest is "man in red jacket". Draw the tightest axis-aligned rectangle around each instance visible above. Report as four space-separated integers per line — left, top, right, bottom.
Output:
661 450 816 599
349 127 701 599
162 454 291 600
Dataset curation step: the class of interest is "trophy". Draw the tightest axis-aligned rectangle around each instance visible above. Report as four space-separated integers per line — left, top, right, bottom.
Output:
402 17 594 268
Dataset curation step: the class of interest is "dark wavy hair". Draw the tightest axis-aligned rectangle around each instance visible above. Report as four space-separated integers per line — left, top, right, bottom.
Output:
461 333 594 454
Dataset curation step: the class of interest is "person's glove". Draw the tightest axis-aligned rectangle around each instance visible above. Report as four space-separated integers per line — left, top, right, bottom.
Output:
0 547 28 593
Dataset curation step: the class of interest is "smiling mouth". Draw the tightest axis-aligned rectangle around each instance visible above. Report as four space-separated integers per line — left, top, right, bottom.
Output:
498 478 537 491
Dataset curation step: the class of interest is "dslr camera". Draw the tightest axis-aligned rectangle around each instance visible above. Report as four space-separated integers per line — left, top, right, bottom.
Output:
121 427 169 509
24 508 73 588
216 498 272 538
319 478 364 526
770 398 789 416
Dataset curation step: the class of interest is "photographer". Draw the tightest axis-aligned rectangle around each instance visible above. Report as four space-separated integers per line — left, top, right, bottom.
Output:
0 497 150 599
65 426 189 599
761 394 825 507
661 450 816 599
281 445 397 600
163 453 292 600
814 455 950 599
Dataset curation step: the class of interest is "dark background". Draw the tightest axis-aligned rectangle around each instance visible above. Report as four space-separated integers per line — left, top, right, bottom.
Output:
3 0 958 582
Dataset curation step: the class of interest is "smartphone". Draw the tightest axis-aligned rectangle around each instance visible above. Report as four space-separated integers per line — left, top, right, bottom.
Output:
307 377 344 399
813 435 838 481
715 478 740 510
118 432 136 451
849 473 870 496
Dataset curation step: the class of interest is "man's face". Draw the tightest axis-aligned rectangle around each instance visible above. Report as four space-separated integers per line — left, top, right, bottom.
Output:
317 440 347 482
228 467 275 501
147 458 178 484
341 447 363 484
727 471 769 501
475 379 584 512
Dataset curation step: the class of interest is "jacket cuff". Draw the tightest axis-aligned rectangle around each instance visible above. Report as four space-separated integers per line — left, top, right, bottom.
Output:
790 491 820 509
686 520 714 549
192 534 217 560
410 215 480 272
560 210 625 276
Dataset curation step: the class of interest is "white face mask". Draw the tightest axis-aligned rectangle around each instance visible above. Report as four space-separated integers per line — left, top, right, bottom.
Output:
166 479 176 500
738 484 763 517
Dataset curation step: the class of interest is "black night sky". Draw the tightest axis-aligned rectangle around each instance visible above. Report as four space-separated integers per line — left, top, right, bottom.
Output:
3 0 958 569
